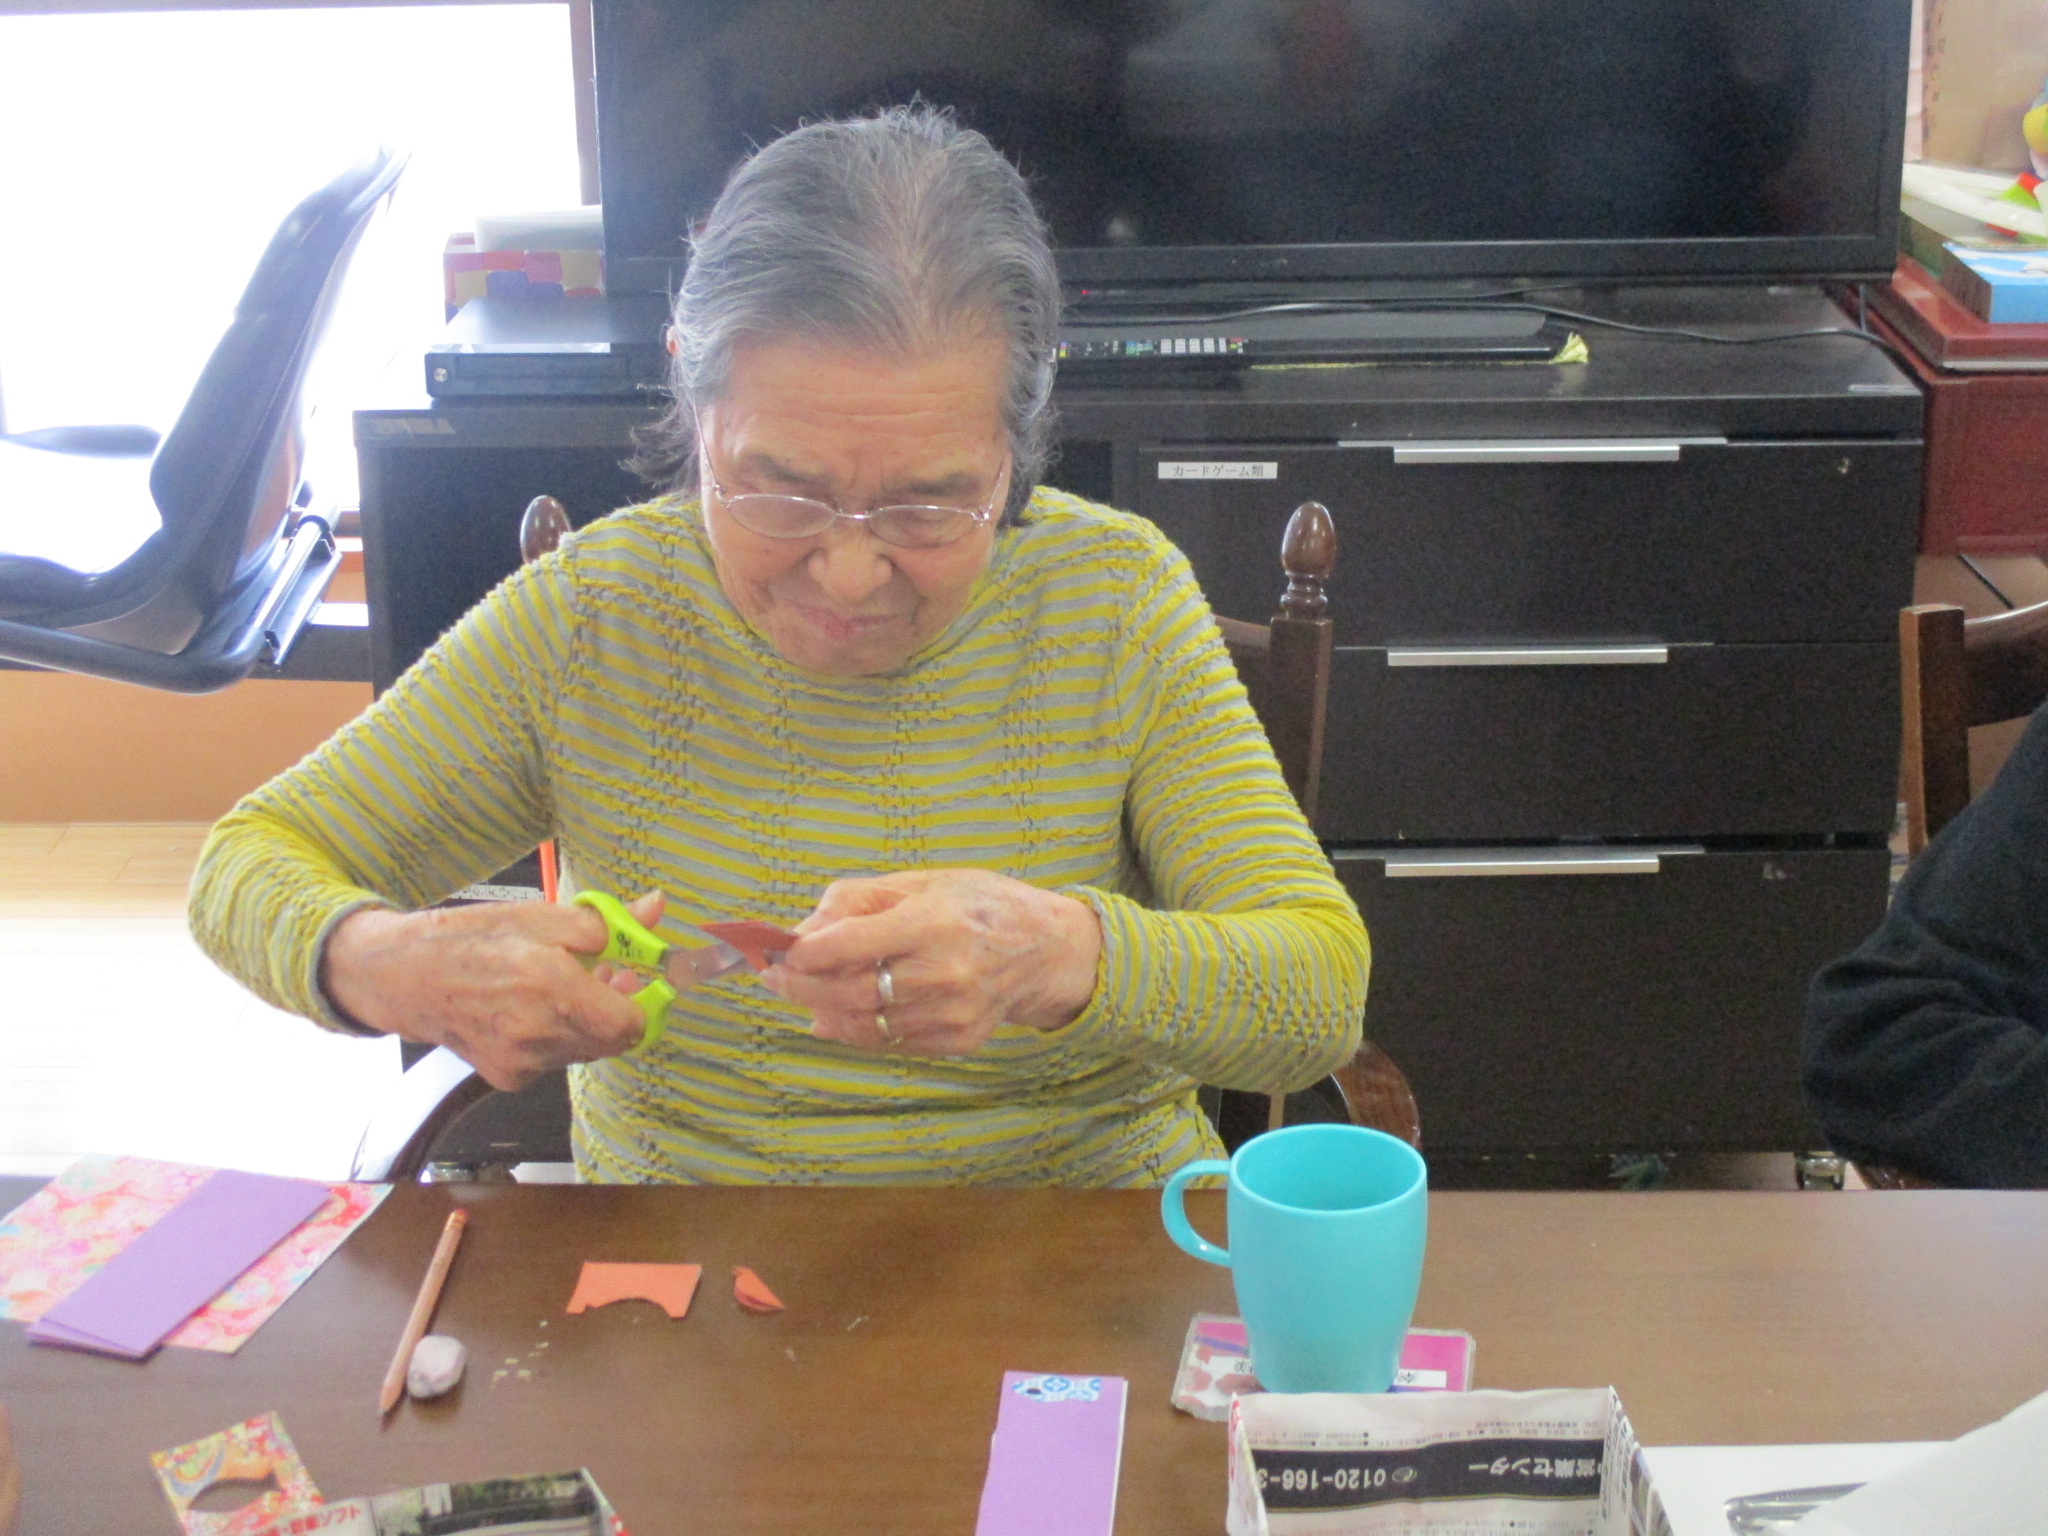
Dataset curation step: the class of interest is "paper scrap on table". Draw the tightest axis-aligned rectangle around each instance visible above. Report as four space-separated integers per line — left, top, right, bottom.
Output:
151 1412 323 1536
239 1467 622 1536
0 1154 389 1353
977 1373 1127 1536
1172 1313 1475 1419
1792 1386 2048 1536
698 920 798 970
732 1265 784 1312
27 1168 330 1359
566 1261 701 1318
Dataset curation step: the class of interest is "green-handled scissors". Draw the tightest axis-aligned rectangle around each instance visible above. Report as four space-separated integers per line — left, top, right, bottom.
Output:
572 890 750 1049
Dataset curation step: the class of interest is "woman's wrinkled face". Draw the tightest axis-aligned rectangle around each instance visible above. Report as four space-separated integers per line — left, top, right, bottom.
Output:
694 333 1012 678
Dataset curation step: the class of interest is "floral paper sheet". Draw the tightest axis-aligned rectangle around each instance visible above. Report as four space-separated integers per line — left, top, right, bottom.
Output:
0 1153 387 1353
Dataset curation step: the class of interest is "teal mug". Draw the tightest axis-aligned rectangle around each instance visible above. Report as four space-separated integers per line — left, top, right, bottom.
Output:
1161 1123 1427 1393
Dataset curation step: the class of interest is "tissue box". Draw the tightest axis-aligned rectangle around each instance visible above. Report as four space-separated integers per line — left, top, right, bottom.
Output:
1942 244 2048 324
444 233 603 319
1227 1387 1670 1536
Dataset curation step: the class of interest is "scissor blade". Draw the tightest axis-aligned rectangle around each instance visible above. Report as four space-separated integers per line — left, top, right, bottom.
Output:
662 940 749 989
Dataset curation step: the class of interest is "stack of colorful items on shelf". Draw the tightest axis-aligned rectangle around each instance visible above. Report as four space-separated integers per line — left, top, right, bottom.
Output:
444 233 604 319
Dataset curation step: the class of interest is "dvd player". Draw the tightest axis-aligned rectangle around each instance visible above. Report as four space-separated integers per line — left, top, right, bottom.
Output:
425 293 669 398
1057 307 1568 378
425 294 1569 399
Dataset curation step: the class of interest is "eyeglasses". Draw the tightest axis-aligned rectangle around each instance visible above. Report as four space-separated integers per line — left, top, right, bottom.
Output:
699 459 1006 550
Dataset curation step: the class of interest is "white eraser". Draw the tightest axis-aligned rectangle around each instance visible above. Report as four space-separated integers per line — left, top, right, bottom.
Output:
407 1333 467 1399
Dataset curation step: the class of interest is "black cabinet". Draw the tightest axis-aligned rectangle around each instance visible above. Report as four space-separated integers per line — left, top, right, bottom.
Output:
1332 847 1891 1151
357 285 1923 1157
1058 288 1920 1154
357 406 655 692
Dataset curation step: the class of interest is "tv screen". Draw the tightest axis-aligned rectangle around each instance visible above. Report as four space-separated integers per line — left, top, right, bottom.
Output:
595 0 1910 294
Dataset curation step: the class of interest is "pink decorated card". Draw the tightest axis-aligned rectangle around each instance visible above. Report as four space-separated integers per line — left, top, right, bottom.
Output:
1171 1313 1475 1419
0 1154 387 1353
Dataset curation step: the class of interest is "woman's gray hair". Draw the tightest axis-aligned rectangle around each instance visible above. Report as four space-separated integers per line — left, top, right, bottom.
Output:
636 104 1061 520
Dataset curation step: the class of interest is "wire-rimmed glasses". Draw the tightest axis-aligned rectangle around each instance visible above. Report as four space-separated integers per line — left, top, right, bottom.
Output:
698 460 1006 550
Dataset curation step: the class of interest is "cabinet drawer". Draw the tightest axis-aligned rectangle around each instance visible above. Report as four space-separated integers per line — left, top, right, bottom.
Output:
1317 642 1897 841
1137 439 1919 645
1333 845 1889 1153
360 445 648 691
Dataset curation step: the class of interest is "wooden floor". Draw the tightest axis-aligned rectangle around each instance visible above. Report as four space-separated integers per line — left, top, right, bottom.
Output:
0 823 399 1179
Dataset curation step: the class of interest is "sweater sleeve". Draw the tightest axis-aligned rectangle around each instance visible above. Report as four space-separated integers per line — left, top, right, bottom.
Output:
187 553 576 1031
1055 533 1369 1092
1803 702 2048 1187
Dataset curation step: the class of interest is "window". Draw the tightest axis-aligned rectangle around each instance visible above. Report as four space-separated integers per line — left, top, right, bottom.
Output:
0 4 583 509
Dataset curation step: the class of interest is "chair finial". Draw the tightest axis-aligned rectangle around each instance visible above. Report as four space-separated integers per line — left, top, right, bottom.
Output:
520 496 571 564
1280 501 1336 620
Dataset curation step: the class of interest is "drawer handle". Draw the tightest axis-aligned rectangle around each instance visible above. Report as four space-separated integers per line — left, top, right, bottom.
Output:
1385 645 1670 668
1351 846 1704 878
1375 438 1721 465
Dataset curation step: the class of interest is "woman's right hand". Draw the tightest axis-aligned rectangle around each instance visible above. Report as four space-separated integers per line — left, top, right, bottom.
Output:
320 894 661 1090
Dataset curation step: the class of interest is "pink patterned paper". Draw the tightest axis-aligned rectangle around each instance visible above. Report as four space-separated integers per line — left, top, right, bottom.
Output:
0 1154 388 1354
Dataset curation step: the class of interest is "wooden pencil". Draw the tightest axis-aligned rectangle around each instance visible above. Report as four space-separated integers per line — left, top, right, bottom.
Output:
378 1208 468 1417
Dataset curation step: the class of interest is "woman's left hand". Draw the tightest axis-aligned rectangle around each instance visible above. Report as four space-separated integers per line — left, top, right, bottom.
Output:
763 869 1101 1055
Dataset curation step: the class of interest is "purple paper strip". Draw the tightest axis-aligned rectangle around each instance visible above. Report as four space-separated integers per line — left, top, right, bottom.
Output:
976 1373 1127 1536
27 1170 328 1359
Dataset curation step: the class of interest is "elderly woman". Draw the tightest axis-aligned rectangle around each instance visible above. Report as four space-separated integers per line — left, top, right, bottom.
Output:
189 106 1369 1186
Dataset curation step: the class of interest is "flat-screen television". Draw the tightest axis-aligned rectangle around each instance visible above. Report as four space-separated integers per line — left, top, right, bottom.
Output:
594 0 1911 297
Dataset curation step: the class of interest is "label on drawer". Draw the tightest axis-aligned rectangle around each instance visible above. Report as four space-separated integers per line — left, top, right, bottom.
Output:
1157 461 1278 480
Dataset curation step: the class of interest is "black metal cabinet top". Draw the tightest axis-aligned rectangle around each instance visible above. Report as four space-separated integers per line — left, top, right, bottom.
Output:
354 286 1919 456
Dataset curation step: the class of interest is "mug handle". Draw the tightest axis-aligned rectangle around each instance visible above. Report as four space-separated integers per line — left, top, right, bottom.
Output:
1161 1159 1232 1267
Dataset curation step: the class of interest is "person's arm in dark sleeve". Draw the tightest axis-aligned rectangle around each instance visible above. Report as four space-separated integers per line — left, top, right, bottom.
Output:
1804 703 2048 1187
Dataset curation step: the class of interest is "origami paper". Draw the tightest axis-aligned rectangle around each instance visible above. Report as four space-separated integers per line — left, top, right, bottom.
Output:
731 1266 784 1313
242 1468 623 1536
29 1169 330 1358
150 1413 323 1536
0 1155 388 1353
565 1261 701 1319
698 921 798 970
976 1373 1127 1536
168 1180 388 1353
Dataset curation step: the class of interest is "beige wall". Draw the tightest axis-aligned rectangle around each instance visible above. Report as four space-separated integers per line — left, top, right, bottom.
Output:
0 546 372 824
0 670 370 823
1925 0 2048 170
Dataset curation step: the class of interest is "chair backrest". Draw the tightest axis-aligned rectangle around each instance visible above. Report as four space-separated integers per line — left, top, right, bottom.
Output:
149 148 405 623
1211 501 1423 1151
31 148 406 650
1217 500 1337 823
1900 598 2048 854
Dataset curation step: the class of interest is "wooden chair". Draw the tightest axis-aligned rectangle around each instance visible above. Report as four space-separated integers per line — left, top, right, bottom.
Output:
1853 597 2048 1189
1900 598 2048 855
1213 501 1423 1151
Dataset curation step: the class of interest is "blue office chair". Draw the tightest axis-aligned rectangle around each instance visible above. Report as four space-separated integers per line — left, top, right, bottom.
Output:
0 146 405 691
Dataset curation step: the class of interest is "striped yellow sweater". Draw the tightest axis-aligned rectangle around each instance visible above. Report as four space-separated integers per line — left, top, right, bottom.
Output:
189 489 1369 1185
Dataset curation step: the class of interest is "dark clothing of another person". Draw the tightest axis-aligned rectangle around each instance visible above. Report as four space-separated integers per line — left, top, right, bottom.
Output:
1805 704 2048 1187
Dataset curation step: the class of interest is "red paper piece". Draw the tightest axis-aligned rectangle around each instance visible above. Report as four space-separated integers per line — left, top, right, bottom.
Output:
700 921 799 971
731 1266 785 1313
566 1262 701 1319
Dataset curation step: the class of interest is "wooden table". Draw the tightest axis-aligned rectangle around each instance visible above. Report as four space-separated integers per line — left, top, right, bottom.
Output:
5 1183 2048 1533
